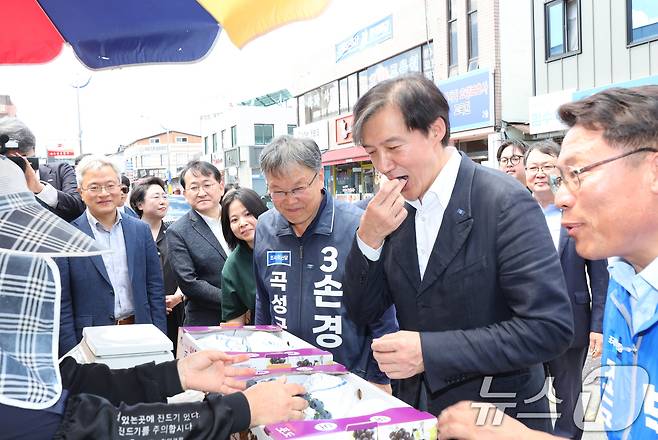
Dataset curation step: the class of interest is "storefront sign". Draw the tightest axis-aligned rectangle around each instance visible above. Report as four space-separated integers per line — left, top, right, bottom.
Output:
335 16 393 63
528 89 573 134
437 69 494 132
47 149 75 157
335 114 353 145
366 47 421 89
529 74 658 134
294 120 330 151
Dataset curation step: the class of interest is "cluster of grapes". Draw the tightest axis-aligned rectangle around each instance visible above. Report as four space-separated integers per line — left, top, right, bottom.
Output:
389 428 413 440
296 359 313 367
301 393 332 419
353 429 375 439
269 357 287 364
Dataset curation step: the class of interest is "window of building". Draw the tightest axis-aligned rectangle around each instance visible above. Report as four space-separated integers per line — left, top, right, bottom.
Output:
221 129 226 148
358 69 369 97
302 81 339 124
448 0 459 76
203 136 208 155
175 136 188 143
231 125 237 147
467 0 479 70
149 138 160 144
422 42 434 80
212 133 218 153
287 124 297 135
545 0 580 60
347 73 358 110
339 77 349 114
627 0 658 44
254 124 274 145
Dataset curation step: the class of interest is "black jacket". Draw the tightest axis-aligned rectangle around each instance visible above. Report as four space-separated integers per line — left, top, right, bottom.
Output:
38 162 85 222
2 357 250 440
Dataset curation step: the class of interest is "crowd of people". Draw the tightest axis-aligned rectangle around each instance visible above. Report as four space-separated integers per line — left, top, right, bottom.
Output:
0 75 656 440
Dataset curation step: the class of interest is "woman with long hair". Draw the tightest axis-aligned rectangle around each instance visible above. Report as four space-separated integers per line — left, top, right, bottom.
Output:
220 187 268 324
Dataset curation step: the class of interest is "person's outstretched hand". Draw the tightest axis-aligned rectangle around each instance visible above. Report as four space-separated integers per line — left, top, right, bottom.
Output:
243 377 308 427
177 350 253 394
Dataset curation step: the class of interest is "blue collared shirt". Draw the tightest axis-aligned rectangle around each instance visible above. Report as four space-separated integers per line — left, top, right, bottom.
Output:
608 256 658 335
85 209 135 319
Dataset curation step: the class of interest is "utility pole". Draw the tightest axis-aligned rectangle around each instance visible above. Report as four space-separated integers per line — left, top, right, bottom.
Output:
71 75 91 155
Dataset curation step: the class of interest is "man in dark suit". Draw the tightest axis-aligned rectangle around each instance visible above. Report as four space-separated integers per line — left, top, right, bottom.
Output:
58 155 166 355
167 161 229 326
343 75 574 431
0 117 85 222
524 140 608 439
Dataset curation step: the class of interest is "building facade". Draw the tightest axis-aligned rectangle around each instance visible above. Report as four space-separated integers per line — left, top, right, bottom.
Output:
123 131 202 182
199 99 296 196
529 0 658 139
291 0 537 201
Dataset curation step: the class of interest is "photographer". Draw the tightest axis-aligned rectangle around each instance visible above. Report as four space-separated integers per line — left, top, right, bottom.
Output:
0 117 85 222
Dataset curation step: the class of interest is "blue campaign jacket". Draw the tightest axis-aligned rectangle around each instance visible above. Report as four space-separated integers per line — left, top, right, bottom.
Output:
599 278 658 439
253 192 399 384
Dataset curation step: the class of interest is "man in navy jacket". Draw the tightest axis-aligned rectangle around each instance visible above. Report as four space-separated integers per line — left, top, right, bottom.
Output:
343 75 573 430
254 135 399 390
58 155 166 355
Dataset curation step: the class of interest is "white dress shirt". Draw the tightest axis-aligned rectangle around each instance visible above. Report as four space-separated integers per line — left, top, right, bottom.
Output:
86 209 135 319
198 210 231 256
358 147 462 280
33 168 59 208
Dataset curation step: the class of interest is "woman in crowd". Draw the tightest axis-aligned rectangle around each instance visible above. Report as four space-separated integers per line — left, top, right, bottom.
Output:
130 177 184 349
220 188 268 324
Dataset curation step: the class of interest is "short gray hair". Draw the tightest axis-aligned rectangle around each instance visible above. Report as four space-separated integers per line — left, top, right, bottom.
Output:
259 135 322 176
524 139 560 165
0 117 36 153
76 155 121 186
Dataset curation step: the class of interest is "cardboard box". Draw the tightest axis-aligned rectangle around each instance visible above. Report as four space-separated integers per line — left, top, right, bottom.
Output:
176 325 334 370
235 366 438 440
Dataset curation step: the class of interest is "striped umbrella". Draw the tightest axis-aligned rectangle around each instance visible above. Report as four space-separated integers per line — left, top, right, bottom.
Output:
1 0 329 69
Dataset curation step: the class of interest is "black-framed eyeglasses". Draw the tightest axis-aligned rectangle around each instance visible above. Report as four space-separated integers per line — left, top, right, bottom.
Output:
550 147 658 194
499 155 523 166
269 172 318 201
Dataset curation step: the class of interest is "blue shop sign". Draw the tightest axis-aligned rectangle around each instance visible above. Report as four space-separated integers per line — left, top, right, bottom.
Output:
335 16 393 63
437 69 494 132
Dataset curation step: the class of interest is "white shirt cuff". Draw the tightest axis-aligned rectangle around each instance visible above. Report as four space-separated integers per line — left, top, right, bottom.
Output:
35 182 59 208
356 232 383 262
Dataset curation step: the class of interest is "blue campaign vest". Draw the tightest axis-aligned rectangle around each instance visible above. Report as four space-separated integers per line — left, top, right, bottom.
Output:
599 278 658 440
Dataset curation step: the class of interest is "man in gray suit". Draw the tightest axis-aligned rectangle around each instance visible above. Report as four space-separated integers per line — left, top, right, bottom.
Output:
343 74 573 431
167 161 229 326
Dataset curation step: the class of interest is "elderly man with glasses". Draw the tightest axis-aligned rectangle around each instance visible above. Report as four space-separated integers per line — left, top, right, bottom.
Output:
57 155 166 355
438 85 658 440
253 135 399 392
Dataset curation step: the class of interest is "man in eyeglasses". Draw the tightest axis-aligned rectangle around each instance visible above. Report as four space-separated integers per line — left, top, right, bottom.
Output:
253 135 399 392
0 117 85 222
525 139 608 440
57 155 166 355
497 139 528 186
117 174 139 218
166 160 230 326
437 85 658 440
